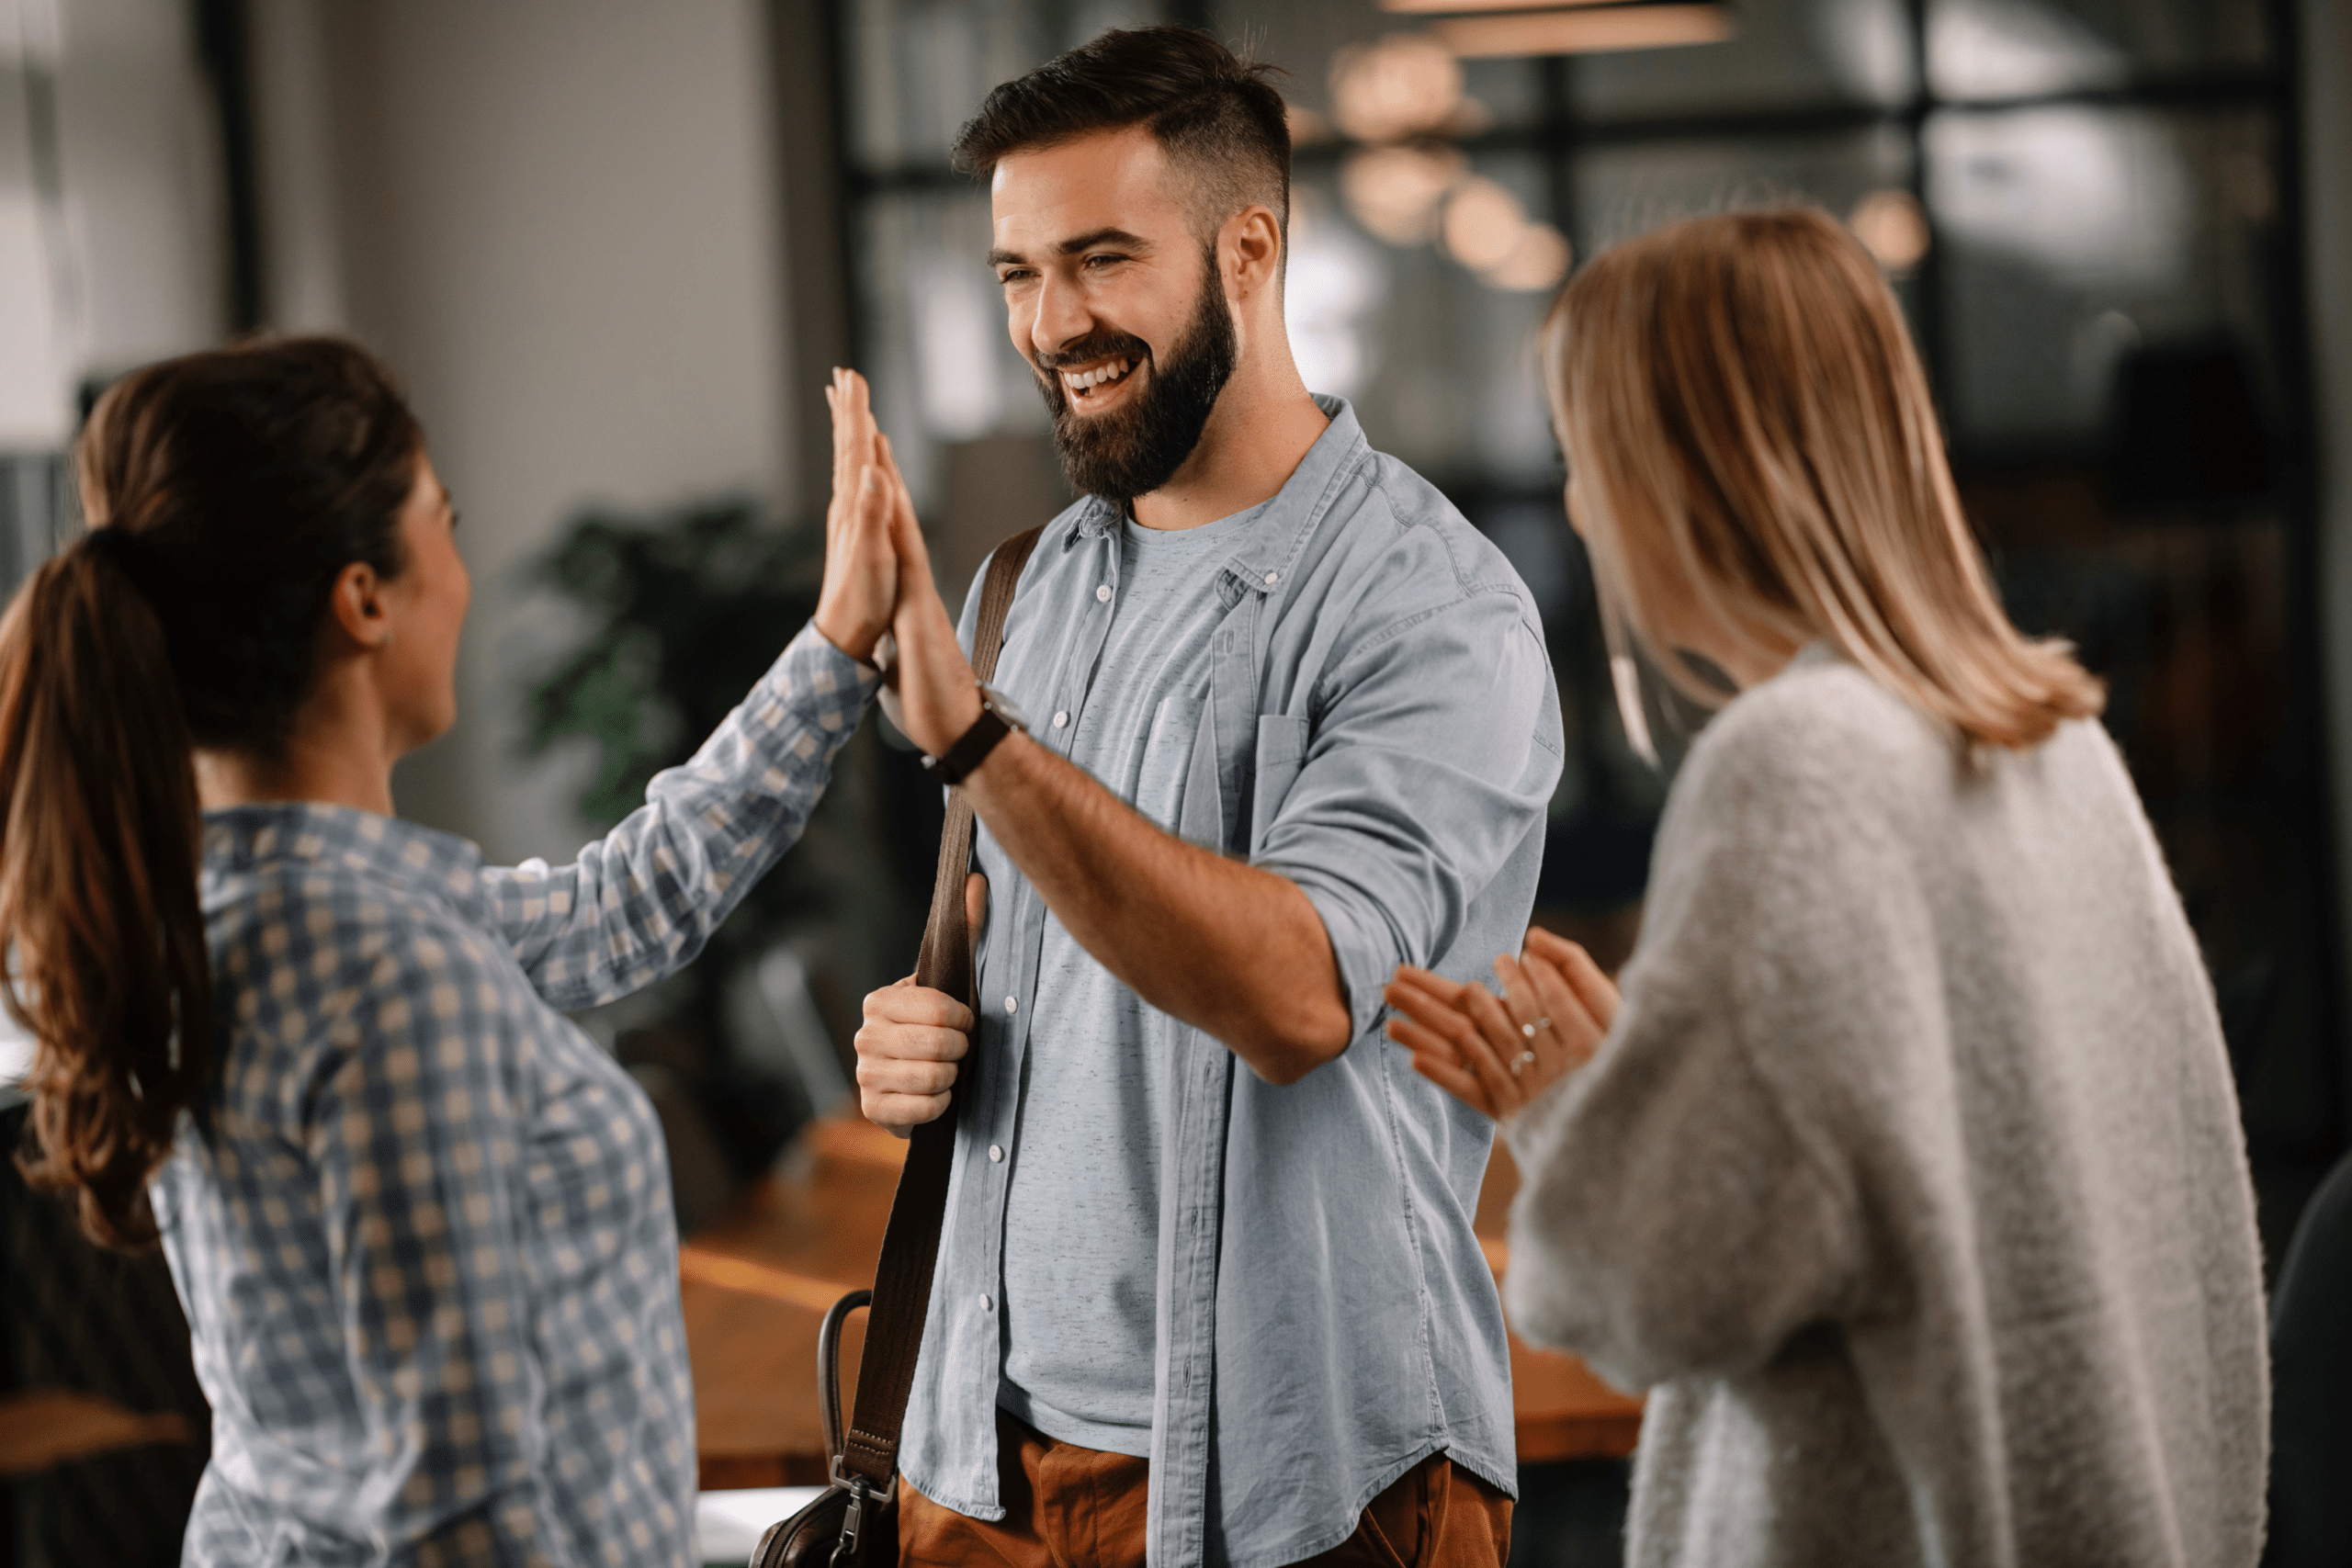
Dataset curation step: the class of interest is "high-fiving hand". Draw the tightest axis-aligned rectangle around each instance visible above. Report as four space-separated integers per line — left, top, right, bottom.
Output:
823 367 986 759
1383 928 1621 1122
810 368 903 663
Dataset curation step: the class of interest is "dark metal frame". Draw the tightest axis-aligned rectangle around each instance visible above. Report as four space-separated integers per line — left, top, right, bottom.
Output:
2256 0 2342 1154
767 0 864 521
193 0 264 336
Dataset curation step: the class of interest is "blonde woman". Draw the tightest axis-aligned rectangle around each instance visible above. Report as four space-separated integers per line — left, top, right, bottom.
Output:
1384 209 2268 1566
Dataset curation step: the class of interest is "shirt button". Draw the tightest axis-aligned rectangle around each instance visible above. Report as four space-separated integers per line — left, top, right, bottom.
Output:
989 1144 1004 1162
1004 996 1018 1014
1096 584 1113 603
980 1293 993 1312
1052 711 1069 728
1264 571 1280 585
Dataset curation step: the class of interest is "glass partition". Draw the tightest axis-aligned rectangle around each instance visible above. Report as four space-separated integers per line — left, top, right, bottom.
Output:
1572 0 1917 117
1926 0 2269 100
836 0 2332 1245
1929 104 2283 448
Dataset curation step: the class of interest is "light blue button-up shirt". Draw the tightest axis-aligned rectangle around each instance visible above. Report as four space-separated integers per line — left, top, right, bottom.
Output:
899 399 1565 1568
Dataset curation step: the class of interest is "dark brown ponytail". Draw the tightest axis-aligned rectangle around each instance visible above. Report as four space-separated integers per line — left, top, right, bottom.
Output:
6 337 422 1247
1 541 210 1246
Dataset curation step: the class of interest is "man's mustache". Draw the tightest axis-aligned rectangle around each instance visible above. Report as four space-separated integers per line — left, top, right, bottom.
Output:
1035 333 1151 373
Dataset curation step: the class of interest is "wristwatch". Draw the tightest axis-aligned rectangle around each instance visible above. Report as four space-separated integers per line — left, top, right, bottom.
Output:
922 684 1029 784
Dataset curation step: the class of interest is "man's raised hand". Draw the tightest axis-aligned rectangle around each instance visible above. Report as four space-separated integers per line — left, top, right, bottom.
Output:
811 367 900 663
865 412 986 760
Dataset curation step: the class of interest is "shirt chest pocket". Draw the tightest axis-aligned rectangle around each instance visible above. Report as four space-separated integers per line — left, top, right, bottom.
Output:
1135 692 1208 834
1249 713 1312 852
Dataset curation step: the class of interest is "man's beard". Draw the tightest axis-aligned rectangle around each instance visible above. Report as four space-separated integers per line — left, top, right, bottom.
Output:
1034 248 1238 504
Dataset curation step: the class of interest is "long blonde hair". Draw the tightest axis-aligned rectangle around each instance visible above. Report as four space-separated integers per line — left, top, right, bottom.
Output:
1544 207 2102 753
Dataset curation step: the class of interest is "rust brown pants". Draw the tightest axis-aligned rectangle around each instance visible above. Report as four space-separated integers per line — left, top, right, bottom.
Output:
900 1411 1511 1567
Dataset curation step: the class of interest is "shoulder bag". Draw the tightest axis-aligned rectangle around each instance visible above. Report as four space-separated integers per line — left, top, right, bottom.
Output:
750 525 1044 1568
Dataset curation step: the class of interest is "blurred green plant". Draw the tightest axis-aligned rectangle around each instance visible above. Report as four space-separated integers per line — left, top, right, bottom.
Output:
523 497 836 1181
526 497 823 824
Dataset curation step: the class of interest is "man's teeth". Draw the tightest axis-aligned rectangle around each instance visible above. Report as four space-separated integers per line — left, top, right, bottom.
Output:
1063 357 1134 390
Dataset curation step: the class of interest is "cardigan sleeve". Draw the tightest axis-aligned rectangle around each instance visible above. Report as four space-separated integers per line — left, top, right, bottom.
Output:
1498 684 1906 1393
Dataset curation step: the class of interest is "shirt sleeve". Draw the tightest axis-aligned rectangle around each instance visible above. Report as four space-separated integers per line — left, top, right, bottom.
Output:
307 931 566 1566
1497 708 1884 1393
1252 587 1562 1042
483 620 878 1011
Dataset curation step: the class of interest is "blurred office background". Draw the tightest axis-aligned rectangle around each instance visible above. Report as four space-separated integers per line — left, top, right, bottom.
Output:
0 0 2346 1562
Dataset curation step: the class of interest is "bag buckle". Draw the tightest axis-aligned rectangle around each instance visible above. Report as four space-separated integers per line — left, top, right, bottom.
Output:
828 1458 895 1567
831 1475 867 1566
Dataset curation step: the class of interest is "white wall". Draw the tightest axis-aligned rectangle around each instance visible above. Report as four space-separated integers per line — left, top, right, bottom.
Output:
0 0 228 450
259 0 793 863
54 0 227 376
2308 0 2352 1099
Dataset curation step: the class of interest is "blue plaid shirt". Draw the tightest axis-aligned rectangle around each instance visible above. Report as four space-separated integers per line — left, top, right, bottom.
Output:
153 622 876 1567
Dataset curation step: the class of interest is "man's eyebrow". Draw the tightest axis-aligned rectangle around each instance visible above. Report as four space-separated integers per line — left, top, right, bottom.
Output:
1057 227 1150 255
987 228 1154 268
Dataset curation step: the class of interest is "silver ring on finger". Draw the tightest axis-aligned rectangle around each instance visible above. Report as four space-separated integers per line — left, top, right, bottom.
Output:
1513 1050 1536 1076
1521 1018 1552 1039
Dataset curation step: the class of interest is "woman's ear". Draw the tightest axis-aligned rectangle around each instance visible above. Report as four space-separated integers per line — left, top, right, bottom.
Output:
325 561 392 650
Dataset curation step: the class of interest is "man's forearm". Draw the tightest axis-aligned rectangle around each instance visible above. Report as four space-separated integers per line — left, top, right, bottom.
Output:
963 731 1352 1084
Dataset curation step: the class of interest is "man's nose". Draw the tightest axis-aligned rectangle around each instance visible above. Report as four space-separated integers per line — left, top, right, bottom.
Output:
1029 274 1093 365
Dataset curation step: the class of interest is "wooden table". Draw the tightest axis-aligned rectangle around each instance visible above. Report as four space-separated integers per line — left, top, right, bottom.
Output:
685 1114 1641 1488
0 1388 194 1477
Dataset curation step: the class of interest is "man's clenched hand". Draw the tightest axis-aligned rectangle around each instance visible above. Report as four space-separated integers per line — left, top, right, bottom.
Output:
854 979 974 1134
854 873 988 1134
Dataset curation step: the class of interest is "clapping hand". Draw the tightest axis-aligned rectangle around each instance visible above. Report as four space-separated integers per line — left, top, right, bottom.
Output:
1384 928 1620 1122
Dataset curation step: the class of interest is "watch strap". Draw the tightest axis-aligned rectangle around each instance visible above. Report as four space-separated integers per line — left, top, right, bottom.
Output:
925 705 1012 785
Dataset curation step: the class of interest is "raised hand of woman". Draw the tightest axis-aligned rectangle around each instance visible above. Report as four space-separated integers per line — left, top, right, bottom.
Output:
812 367 899 663
1383 928 1620 1122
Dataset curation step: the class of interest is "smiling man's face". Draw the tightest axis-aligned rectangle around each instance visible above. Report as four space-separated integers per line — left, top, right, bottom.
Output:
989 125 1238 502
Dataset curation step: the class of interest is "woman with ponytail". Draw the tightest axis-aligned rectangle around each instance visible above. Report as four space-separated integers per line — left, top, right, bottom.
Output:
1385 210 2267 1565
6 339 904 1565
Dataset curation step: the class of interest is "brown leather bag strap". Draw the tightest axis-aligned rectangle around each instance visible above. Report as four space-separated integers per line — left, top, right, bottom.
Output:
839 524 1043 1488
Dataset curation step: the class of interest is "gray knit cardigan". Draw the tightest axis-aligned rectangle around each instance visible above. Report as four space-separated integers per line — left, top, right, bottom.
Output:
1503 648 2268 1568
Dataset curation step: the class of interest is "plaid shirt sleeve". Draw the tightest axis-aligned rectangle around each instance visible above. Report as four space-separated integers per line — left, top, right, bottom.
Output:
309 922 569 1566
486 621 877 1011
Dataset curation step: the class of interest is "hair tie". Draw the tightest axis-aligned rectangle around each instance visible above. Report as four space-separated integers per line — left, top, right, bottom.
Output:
81 525 164 609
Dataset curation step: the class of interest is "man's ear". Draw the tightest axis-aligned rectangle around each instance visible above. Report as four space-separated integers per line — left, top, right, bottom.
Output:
1225 204 1284 299
324 561 392 651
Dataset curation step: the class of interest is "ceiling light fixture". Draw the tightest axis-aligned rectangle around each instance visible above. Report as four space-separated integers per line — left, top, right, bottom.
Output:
1425 4 1736 57
1382 0 1632 13
1328 32 1466 142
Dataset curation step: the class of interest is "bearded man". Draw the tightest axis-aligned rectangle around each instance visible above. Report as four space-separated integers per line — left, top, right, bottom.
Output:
842 27 1563 1568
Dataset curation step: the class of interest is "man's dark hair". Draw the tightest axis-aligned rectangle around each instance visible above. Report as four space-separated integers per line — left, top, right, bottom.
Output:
951 27 1292 242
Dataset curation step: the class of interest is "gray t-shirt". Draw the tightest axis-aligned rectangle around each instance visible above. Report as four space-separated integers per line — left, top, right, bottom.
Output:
995 505 1260 1456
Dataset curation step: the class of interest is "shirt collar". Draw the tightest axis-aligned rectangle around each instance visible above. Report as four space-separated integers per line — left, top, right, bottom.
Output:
1060 395 1372 598
202 801 492 928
